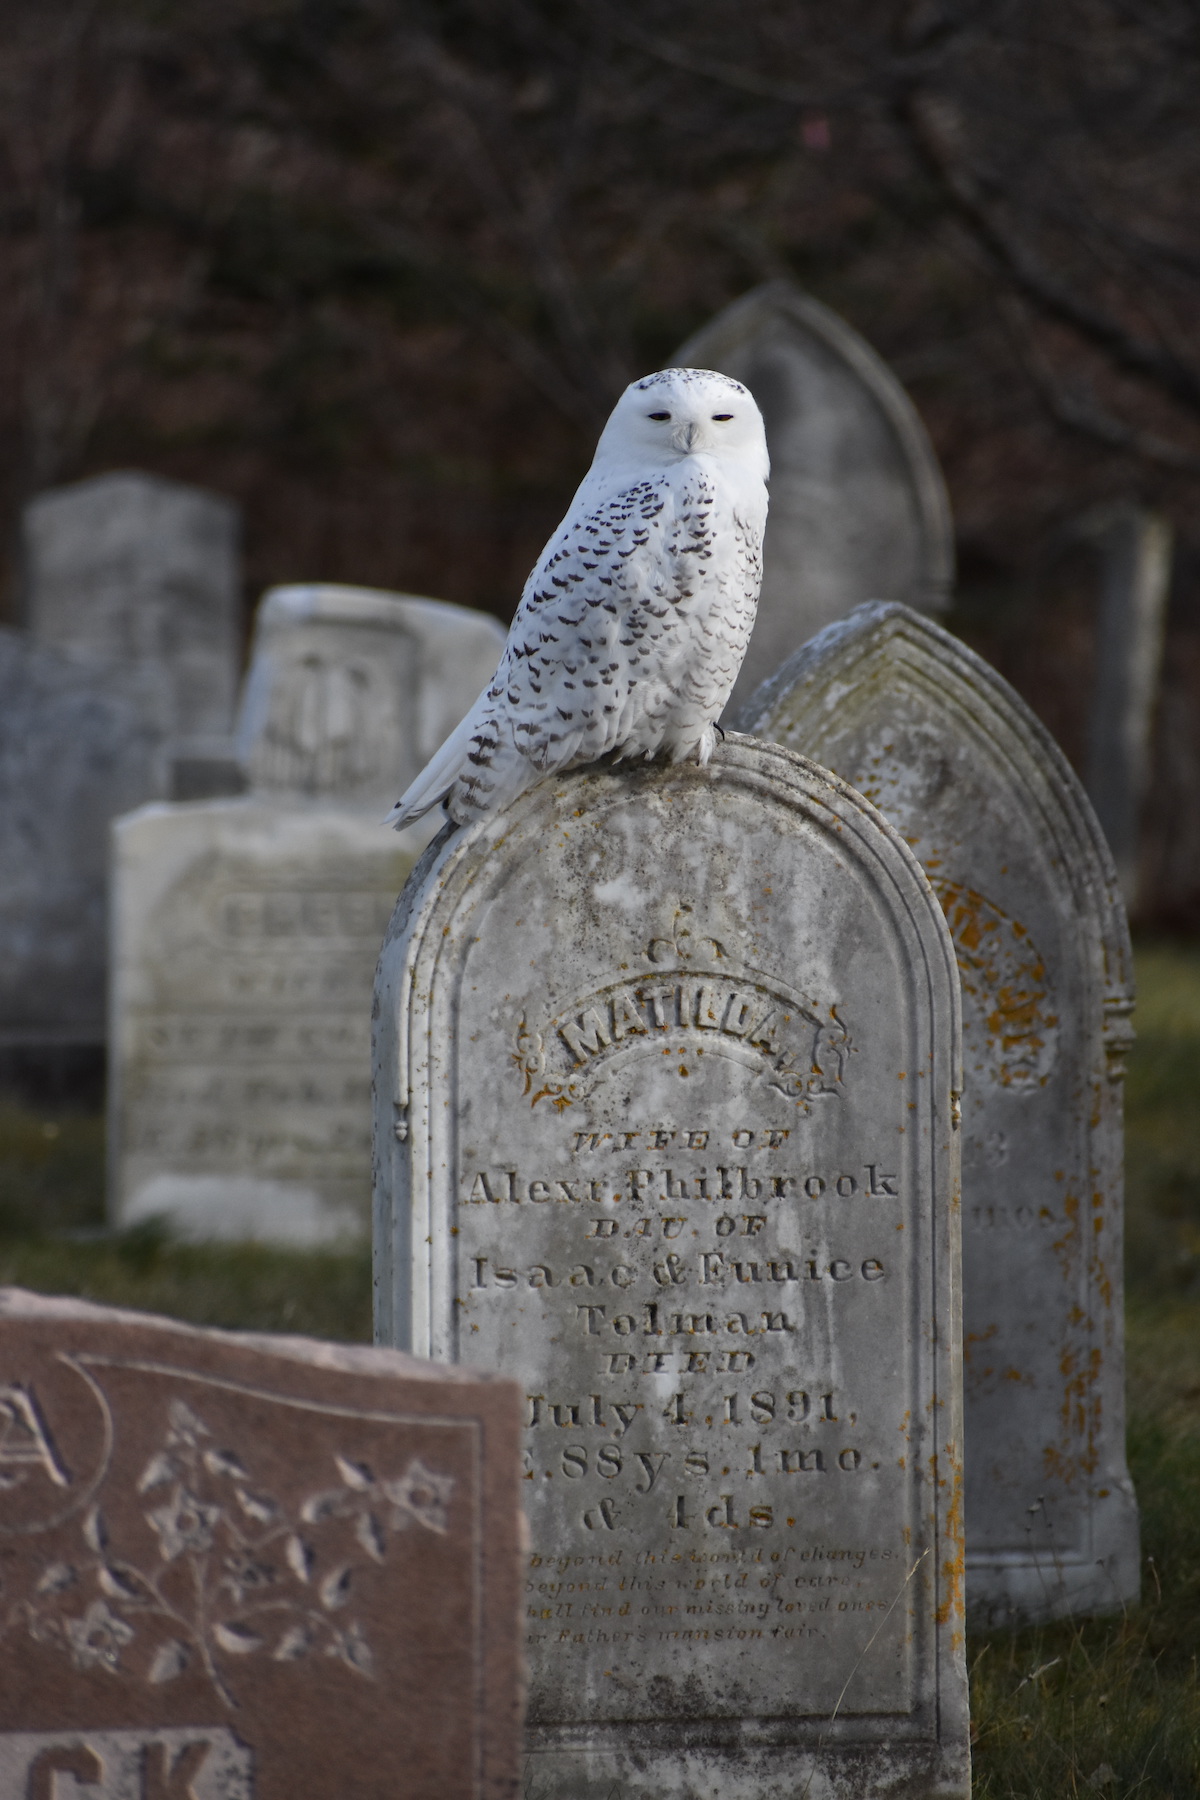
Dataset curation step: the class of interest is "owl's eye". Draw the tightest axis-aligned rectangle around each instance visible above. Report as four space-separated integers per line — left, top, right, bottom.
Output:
647 411 671 421
712 413 734 422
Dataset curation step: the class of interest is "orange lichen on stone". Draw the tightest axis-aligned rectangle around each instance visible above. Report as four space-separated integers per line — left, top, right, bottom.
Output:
928 877 1058 1089
936 1452 966 1633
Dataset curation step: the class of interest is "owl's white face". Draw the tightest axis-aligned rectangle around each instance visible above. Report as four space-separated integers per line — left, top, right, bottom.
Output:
593 368 769 483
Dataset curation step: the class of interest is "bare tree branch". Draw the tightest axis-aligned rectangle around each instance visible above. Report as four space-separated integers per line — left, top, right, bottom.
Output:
1002 301 1200 475
610 11 967 110
901 87 1200 420
365 217 603 431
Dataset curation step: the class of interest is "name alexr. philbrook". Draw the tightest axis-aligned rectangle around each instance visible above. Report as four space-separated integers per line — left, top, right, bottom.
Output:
462 1163 900 1205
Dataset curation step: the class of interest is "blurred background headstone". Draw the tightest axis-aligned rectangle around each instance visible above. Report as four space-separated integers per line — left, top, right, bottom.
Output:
0 473 243 1106
1083 505 1173 911
109 584 505 1245
22 471 241 745
0 636 157 1105
236 583 505 803
676 280 955 714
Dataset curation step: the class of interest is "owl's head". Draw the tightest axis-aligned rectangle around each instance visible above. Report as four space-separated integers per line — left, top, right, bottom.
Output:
593 368 769 483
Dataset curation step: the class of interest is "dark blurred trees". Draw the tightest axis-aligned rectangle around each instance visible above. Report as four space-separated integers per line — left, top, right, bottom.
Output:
2 0 1199 911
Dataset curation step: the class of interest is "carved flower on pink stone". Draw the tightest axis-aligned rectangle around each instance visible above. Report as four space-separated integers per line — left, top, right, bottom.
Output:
382 1460 455 1533
63 1599 135 1673
20 1395 455 1709
146 1486 222 1561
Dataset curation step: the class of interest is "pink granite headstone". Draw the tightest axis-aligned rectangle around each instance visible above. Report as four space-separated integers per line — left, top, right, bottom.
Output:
0 1290 524 1799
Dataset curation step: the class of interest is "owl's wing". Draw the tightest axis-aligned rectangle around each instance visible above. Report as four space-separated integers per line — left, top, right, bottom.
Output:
388 470 704 827
489 472 693 764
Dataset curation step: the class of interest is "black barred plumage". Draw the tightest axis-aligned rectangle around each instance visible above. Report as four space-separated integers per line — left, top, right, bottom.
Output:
387 368 768 828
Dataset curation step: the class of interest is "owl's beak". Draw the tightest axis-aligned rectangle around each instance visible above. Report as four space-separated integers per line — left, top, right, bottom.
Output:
672 420 703 453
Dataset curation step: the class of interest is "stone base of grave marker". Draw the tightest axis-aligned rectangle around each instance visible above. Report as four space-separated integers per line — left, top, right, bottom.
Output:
737 602 1140 1629
110 800 433 1244
374 741 969 1799
0 1287 524 1800
168 735 248 802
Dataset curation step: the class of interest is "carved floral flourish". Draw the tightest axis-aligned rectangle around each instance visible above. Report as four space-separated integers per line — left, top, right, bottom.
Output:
18 1397 453 1708
513 1016 579 1111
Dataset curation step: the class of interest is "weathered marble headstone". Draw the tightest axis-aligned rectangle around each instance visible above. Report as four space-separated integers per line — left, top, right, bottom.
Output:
109 586 506 1244
374 741 968 1798
22 471 241 741
0 1287 523 1799
111 804 424 1244
676 281 954 716
736 602 1140 1627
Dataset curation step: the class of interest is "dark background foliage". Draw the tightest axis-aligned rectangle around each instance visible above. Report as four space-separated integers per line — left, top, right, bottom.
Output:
2 0 1199 916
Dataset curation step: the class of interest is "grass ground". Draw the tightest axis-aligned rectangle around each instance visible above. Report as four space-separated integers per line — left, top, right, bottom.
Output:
0 1109 372 1339
0 941 1197 1794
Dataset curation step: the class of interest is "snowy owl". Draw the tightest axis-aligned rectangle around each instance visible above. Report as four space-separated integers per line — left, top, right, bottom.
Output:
387 367 769 828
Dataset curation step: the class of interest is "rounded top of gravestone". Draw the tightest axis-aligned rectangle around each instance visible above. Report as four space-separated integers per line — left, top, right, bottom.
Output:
257 583 445 632
676 283 954 714
237 584 506 806
734 598 929 735
23 468 240 525
735 598 1133 1003
253 582 507 645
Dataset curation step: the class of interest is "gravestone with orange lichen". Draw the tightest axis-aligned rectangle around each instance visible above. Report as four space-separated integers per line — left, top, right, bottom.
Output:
737 602 1139 1627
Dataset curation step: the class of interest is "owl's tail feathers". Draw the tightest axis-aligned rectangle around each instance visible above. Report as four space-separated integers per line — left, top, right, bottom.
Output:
385 706 484 830
386 704 538 829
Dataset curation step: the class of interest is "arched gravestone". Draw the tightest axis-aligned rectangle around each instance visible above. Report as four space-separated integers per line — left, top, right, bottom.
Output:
676 282 954 717
373 741 969 1800
735 603 1140 1628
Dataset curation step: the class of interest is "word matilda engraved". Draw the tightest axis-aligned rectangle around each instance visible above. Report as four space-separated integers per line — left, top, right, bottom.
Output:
515 911 851 1114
